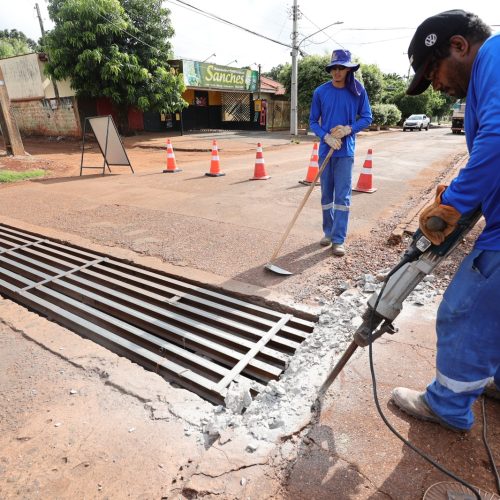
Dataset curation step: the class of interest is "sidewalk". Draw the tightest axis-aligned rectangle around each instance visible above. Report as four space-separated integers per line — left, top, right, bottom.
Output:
125 129 310 153
124 127 395 153
285 299 500 499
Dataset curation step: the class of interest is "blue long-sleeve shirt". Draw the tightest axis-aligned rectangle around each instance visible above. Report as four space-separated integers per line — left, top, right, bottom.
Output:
309 81 372 158
441 33 500 250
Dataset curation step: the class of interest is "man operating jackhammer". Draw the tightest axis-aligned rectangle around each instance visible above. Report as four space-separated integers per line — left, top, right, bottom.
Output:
391 10 500 432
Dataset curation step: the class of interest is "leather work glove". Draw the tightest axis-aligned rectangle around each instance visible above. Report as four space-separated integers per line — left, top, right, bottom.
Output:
419 184 461 245
323 133 342 150
330 125 352 139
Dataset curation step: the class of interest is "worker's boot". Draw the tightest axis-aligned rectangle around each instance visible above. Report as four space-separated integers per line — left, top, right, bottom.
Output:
332 243 345 256
391 387 466 432
484 380 500 400
320 236 331 247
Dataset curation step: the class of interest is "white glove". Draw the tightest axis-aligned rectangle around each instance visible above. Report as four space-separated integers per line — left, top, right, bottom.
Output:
330 125 352 139
324 133 342 150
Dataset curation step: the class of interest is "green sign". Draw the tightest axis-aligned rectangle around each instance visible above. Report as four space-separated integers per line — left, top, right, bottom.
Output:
182 60 258 92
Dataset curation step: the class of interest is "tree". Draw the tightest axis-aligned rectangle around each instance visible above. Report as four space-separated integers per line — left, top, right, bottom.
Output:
391 86 453 121
43 0 186 131
360 64 383 104
381 73 406 104
0 29 38 59
426 88 455 119
263 64 285 82
273 55 333 127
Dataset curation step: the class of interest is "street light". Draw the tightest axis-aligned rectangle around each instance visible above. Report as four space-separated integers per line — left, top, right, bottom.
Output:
225 59 238 66
290 2 343 135
202 53 216 63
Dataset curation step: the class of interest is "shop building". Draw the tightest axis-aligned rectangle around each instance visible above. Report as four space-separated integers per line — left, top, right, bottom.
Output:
0 54 289 137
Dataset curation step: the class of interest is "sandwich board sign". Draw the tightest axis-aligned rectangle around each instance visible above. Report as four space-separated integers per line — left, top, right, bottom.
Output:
80 115 134 176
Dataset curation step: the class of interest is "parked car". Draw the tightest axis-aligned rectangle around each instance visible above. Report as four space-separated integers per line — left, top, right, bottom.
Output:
403 114 430 131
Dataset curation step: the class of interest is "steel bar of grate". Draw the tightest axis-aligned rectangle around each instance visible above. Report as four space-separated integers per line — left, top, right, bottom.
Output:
0 223 315 404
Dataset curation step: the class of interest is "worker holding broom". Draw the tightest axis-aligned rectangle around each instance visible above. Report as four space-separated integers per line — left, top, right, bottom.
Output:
309 49 372 256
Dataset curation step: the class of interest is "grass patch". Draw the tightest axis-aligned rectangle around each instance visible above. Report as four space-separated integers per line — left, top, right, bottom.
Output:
0 169 46 183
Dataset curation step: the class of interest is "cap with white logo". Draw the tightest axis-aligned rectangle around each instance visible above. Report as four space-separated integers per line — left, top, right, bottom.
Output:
407 10 473 95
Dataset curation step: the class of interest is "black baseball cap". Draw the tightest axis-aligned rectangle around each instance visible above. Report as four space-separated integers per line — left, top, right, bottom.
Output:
407 10 473 95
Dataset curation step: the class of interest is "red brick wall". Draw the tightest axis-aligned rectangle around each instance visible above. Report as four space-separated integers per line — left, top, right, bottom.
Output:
127 107 144 130
11 97 81 137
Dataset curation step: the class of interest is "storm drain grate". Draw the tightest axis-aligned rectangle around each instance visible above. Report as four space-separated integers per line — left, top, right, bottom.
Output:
0 224 315 404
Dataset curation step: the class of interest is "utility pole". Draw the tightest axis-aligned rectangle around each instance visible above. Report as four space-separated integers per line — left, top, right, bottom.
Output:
35 3 45 36
0 66 25 156
258 63 261 99
290 0 299 136
35 3 60 99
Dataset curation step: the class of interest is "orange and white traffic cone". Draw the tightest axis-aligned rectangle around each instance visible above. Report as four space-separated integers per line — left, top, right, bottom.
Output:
205 140 225 177
163 139 182 173
250 143 270 180
299 142 320 186
353 148 377 193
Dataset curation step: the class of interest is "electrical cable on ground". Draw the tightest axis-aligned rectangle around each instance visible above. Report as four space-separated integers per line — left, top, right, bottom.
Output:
481 397 500 494
367 266 487 500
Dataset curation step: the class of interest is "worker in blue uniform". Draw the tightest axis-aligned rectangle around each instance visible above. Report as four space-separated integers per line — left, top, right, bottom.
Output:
309 50 372 257
392 10 500 431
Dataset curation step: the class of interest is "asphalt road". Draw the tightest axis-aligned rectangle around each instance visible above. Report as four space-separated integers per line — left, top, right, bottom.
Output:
2 128 498 500
0 127 467 305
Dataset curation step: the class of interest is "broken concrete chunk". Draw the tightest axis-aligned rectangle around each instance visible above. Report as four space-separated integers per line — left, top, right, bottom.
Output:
224 381 252 414
246 441 259 453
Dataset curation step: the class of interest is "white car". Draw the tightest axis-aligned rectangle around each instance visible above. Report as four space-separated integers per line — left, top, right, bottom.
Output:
403 114 430 131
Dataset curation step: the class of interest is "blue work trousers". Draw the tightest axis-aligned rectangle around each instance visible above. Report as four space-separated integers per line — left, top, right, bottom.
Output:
425 249 500 430
319 156 354 244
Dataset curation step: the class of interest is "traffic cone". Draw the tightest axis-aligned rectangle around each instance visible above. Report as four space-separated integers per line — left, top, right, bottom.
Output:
205 140 225 177
163 139 182 173
299 142 320 186
353 148 377 193
250 143 270 180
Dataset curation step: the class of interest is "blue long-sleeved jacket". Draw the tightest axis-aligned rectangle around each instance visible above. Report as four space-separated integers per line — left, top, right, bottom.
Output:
309 80 372 158
441 33 500 250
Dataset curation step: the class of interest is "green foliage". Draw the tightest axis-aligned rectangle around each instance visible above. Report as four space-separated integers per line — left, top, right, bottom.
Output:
297 55 332 108
0 169 45 182
268 55 454 127
263 64 285 82
381 73 406 104
426 87 455 118
390 86 451 120
360 64 383 104
43 0 186 122
370 104 387 126
383 104 402 126
271 55 332 128
0 29 38 58
391 92 428 120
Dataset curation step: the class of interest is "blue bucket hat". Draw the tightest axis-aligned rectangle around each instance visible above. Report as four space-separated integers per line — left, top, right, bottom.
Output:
325 49 360 73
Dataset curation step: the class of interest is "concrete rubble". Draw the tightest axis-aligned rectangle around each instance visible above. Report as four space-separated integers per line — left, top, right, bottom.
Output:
197 269 440 445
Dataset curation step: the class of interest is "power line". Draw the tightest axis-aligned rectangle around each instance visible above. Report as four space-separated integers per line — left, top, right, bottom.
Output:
298 9 344 48
347 35 411 45
341 27 414 31
165 0 293 49
96 11 169 56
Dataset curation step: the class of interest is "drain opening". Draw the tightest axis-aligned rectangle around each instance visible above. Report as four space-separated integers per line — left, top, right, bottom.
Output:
0 224 315 404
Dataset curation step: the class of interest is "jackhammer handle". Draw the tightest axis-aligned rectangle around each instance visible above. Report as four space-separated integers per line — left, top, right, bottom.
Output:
426 216 447 232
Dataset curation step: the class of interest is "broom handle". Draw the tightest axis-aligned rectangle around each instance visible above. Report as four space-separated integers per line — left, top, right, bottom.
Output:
269 147 334 262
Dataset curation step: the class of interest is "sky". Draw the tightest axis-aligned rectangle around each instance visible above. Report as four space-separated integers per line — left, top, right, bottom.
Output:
2 0 499 77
